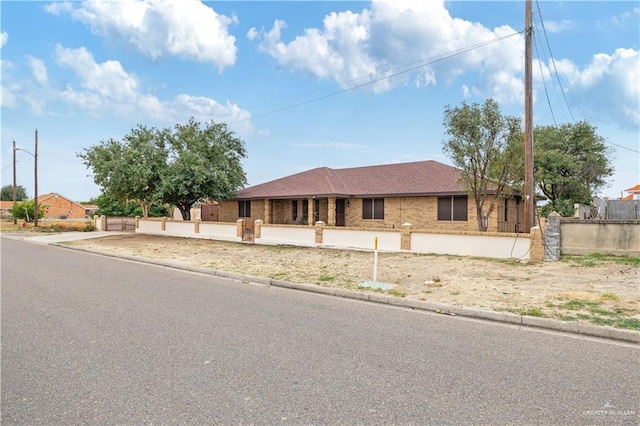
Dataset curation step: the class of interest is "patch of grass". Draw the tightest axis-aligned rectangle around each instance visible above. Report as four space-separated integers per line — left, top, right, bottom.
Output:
561 316 577 322
318 275 336 282
589 307 617 317
561 299 600 310
562 253 640 267
613 318 640 330
269 272 289 280
387 289 406 298
450 291 460 296
520 308 543 317
588 253 606 259
600 292 619 301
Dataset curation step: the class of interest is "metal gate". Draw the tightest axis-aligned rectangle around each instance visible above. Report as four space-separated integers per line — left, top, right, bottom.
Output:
242 221 254 242
106 217 136 232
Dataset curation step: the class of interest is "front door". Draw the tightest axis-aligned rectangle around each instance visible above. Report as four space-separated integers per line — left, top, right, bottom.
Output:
336 199 346 226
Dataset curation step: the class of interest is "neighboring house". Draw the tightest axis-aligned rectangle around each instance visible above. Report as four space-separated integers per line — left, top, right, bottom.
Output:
621 184 640 200
0 201 13 218
38 193 90 219
219 160 524 233
83 204 99 217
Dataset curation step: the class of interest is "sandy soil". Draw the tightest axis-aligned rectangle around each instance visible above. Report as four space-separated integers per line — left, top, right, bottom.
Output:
66 234 640 327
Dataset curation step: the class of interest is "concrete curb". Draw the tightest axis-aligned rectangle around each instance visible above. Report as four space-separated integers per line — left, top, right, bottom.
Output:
55 243 640 344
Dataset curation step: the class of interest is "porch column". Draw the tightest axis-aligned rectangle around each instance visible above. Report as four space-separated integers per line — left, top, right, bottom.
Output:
263 198 271 224
308 197 315 226
328 197 336 226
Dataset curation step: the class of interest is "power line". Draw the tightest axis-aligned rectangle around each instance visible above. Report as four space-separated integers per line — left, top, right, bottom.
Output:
535 0 575 123
534 1 639 155
226 30 524 124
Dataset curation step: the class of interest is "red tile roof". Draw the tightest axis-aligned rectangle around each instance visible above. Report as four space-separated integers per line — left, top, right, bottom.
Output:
236 160 476 199
624 184 640 193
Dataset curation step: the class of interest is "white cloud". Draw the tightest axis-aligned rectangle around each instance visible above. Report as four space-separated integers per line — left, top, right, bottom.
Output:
543 48 640 130
3 43 252 135
0 31 8 48
250 0 524 102
55 44 139 102
46 0 238 71
27 56 48 85
541 48 640 128
542 19 574 33
172 94 253 136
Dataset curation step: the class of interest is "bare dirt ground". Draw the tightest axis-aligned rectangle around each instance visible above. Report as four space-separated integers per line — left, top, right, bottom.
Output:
65 234 639 329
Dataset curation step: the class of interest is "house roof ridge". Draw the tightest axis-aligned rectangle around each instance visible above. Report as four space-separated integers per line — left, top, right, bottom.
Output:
235 159 471 199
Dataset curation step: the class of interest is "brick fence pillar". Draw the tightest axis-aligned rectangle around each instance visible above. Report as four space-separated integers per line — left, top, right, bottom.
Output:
161 217 167 231
529 225 544 263
401 223 412 250
315 221 325 244
236 219 244 238
255 219 263 239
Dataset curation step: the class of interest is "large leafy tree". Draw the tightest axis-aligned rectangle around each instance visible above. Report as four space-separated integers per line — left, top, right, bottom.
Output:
159 118 247 220
0 185 27 201
90 193 168 217
442 99 523 232
534 121 613 216
78 125 166 217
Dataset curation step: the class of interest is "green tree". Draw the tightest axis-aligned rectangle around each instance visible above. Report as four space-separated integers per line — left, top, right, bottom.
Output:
442 99 523 231
9 200 44 222
0 185 28 201
78 125 167 217
158 118 247 220
90 193 169 217
534 121 613 215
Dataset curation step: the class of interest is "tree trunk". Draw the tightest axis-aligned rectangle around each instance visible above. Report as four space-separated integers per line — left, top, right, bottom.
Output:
476 206 489 232
178 204 191 221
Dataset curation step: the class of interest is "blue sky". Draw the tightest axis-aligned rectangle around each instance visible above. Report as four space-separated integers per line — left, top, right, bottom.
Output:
1 0 639 203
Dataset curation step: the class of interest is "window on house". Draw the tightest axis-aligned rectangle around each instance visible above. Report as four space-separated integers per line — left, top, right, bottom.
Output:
314 199 320 222
292 200 298 222
362 198 384 220
437 196 468 221
238 200 251 218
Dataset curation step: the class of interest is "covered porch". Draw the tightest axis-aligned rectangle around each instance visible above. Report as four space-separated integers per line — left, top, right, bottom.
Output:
261 197 348 226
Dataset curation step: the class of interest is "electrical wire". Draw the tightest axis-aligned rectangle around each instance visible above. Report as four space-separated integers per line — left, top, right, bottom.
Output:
534 0 640 156
226 30 524 124
535 0 575 123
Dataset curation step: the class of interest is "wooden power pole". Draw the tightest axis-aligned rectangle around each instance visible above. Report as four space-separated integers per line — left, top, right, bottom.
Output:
523 0 535 232
12 140 17 224
34 129 39 227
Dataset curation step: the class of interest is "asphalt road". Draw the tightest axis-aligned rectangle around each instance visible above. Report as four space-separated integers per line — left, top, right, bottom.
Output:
1 236 638 424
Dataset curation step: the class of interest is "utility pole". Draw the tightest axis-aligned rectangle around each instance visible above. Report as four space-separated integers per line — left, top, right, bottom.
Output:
523 0 535 233
12 140 17 224
34 129 39 227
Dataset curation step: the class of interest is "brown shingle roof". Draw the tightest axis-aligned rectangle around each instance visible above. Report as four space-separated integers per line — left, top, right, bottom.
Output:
236 160 473 199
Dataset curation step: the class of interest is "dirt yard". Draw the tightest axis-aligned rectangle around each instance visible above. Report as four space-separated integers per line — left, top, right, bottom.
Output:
65 234 640 330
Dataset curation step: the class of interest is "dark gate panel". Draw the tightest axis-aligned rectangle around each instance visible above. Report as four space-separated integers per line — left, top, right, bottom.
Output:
242 221 254 242
201 203 219 221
